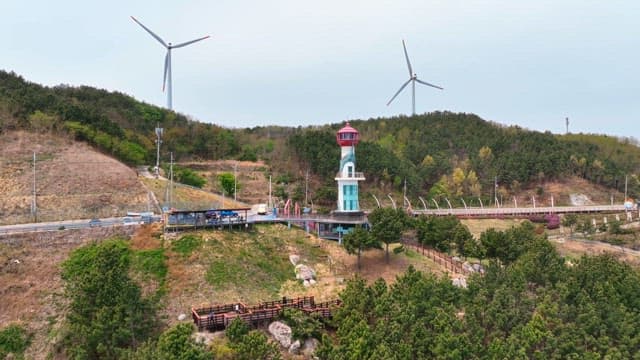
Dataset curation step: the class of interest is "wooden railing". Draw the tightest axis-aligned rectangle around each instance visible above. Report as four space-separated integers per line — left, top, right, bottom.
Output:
192 296 341 331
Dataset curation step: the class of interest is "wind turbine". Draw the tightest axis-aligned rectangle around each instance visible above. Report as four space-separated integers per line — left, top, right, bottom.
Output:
131 16 210 110
387 40 443 115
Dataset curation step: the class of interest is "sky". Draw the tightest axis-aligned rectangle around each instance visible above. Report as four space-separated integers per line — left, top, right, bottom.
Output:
2 0 639 138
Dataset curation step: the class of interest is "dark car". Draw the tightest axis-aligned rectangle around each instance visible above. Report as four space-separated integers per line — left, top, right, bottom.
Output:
88 218 101 228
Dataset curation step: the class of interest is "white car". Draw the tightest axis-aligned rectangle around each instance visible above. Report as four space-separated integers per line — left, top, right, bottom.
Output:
257 204 268 215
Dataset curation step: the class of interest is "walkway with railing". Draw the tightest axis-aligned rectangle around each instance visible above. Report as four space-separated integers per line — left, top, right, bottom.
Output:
191 296 341 331
411 204 628 217
402 236 471 276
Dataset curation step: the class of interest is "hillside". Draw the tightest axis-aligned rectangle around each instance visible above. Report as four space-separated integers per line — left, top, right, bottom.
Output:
0 223 459 359
2 70 640 215
0 131 151 225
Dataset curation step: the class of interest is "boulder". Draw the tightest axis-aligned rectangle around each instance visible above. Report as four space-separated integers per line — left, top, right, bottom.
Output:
295 264 316 280
302 338 320 357
288 339 301 354
303 279 311 287
177 313 187 321
309 278 317 285
452 277 467 288
289 254 300 266
268 321 292 348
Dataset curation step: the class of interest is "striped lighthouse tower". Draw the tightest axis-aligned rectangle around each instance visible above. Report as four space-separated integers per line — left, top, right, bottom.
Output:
335 122 365 213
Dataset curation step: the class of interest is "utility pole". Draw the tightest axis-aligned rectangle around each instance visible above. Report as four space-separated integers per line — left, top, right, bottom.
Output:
566 117 569 134
234 162 238 203
494 176 498 207
305 169 309 205
268 175 272 209
625 175 628 200
155 123 163 179
32 152 37 222
170 152 174 207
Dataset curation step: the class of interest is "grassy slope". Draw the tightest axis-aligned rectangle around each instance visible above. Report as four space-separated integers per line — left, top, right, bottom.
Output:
0 131 150 225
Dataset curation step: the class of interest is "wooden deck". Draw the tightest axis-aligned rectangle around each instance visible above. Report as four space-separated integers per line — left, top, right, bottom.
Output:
192 296 341 331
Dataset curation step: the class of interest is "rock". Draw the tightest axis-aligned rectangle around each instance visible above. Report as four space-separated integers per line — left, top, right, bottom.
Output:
295 264 316 280
472 263 484 272
289 254 300 266
193 331 218 346
288 339 301 354
303 279 311 287
452 277 467 288
309 278 317 285
268 321 292 348
302 338 320 357
452 256 461 262
178 313 187 321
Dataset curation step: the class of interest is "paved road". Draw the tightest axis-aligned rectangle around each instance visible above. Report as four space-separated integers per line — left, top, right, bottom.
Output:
0 216 161 235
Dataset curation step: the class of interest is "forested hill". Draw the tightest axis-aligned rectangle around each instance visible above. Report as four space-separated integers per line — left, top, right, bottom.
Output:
2 70 639 205
0 70 240 163
288 114 640 203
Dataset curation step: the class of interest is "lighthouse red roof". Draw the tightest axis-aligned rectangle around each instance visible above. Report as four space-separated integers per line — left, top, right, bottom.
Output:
336 122 360 146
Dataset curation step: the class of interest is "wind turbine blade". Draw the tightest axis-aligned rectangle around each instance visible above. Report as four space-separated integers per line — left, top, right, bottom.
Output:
131 16 168 48
172 35 211 49
386 79 412 106
402 40 413 76
162 51 169 92
415 78 444 90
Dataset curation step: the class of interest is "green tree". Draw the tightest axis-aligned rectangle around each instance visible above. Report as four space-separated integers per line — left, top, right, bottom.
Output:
452 223 474 258
368 207 408 263
217 172 236 196
562 214 578 238
225 317 249 344
61 239 157 359
342 226 381 271
156 323 211 360
231 331 281 360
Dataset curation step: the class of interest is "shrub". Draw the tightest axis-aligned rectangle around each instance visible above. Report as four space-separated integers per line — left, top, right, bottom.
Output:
545 213 560 229
0 324 30 359
280 308 323 340
171 235 202 257
225 317 249 344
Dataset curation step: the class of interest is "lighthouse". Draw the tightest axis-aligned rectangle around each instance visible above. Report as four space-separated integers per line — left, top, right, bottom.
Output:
335 122 365 213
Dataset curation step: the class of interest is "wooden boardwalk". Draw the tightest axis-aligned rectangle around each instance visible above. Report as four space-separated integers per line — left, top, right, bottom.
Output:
192 296 341 331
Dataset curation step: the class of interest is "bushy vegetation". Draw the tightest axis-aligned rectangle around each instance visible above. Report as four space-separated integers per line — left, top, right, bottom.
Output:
61 239 160 359
288 113 640 206
322 224 640 359
3 70 639 206
170 234 203 257
123 323 212 360
0 324 30 359
0 70 241 164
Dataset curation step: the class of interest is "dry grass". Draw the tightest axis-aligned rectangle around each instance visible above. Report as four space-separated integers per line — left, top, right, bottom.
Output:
0 226 136 359
140 177 245 210
0 131 150 225
461 218 524 238
177 160 271 205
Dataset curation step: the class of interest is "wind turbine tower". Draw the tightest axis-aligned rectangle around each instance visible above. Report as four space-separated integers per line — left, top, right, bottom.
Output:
131 16 210 110
387 40 443 115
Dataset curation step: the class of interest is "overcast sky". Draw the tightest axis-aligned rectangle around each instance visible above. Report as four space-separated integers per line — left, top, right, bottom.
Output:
3 0 638 138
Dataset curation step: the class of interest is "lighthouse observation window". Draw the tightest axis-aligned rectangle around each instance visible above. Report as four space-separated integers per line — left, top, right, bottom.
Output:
347 165 353 177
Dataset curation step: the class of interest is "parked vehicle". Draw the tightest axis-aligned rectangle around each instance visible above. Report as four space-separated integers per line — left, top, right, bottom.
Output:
257 204 267 215
88 218 101 228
